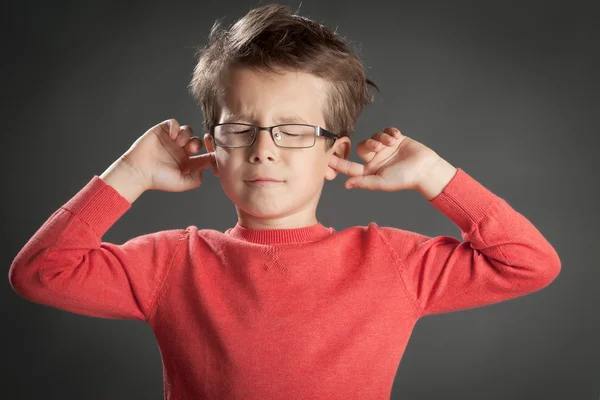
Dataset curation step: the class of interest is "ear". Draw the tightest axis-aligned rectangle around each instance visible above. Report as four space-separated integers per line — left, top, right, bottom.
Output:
324 137 351 181
203 133 219 177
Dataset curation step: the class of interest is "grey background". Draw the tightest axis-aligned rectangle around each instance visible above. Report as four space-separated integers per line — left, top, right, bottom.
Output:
3 0 598 399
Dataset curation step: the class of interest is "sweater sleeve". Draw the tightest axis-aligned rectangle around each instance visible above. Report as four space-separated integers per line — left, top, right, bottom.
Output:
8 175 185 322
376 168 561 318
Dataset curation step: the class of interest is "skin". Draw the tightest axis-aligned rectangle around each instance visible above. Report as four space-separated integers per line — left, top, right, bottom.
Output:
203 66 351 230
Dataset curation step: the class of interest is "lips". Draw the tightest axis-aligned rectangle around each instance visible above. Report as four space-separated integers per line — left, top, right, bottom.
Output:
245 177 282 182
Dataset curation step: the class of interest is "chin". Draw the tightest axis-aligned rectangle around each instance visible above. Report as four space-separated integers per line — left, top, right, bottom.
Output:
245 207 288 219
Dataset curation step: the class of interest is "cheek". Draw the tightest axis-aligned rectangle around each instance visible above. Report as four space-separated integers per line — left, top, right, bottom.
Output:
289 158 324 188
215 148 232 166
215 151 242 177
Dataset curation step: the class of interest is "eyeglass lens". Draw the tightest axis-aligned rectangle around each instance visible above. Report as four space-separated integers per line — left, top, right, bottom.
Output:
213 124 317 148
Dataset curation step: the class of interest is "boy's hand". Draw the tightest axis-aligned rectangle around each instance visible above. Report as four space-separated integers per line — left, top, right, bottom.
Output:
121 119 216 193
328 127 441 192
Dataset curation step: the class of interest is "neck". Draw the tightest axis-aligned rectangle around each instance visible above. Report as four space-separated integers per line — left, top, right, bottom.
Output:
236 210 319 230
225 221 333 245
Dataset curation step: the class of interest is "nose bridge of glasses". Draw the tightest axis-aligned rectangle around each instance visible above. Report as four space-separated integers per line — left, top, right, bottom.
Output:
253 126 279 144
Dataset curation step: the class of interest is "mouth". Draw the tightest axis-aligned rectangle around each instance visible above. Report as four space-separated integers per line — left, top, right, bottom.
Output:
245 179 284 186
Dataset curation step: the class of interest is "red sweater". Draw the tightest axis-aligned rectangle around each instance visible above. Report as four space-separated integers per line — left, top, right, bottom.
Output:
9 168 560 399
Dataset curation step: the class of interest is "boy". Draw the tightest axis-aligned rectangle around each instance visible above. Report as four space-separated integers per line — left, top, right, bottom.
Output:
9 4 561 399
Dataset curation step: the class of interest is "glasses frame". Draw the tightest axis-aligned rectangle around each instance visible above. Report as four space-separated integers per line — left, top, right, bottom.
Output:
208 123 340 148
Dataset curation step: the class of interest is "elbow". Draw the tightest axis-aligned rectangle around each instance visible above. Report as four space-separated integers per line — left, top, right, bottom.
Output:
534 254 561 290
547 249 562 282
8 262 31 298
8 261 45 301
545 244 562 282
9 267 27 300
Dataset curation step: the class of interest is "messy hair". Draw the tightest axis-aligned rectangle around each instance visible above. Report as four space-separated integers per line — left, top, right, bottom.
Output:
187 3 379 151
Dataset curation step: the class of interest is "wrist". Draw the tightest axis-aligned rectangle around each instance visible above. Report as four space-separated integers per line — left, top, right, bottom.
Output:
99 157 148 204
416 156 457 201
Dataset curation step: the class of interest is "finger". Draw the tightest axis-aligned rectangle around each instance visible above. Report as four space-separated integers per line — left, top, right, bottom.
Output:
346 175 385 191
158 119 181 140
384 126 401 135
372 131 397 146
182 169 204 188
356 138 382 163
187 152 216 171
175 125 193 146
184 136 203 154
328 154 365 176
383 127 404 140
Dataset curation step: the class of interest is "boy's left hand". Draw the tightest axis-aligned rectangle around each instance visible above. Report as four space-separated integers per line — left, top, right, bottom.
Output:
329 127 441 192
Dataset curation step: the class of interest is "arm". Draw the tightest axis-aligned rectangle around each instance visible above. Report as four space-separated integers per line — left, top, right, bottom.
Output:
378 167 561 317
99 157 148 204
415 156 458 201
8 162 184 321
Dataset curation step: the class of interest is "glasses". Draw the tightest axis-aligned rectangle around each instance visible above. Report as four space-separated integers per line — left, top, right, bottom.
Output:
209 123 340 148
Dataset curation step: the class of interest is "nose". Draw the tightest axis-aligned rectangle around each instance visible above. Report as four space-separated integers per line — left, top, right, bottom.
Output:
248 128 278 162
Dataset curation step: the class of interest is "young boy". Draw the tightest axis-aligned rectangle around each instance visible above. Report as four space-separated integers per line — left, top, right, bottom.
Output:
9 4 561 399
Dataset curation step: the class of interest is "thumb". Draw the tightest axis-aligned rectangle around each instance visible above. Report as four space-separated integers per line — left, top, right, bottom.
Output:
181 154 215 188
345 175 382 190
181 167 204 189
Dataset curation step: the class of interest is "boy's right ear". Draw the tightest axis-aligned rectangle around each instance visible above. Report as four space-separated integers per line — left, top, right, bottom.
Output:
203 133 219 177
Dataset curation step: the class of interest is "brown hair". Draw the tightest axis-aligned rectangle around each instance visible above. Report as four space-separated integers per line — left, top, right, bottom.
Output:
187 3 379 151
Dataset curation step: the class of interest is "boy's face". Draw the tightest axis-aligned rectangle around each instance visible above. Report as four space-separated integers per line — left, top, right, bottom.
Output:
203 66 351 230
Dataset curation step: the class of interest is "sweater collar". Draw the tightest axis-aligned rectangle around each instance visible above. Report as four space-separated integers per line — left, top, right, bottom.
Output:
225 221 334 245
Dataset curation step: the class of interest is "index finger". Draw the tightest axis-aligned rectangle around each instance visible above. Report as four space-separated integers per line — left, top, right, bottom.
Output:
188 152 216 171
328 154 365 177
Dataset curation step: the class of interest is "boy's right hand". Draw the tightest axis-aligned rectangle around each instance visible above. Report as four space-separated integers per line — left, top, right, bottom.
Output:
121 118 216 193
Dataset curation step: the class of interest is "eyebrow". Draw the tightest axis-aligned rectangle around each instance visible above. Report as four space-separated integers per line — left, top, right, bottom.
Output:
222 113 308 125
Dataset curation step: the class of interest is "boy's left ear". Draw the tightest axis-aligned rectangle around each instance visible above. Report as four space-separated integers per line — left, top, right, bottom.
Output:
324 137 351 181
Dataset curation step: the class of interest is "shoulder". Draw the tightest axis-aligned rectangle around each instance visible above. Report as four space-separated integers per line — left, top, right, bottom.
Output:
329 221 409 240
337 222 428 246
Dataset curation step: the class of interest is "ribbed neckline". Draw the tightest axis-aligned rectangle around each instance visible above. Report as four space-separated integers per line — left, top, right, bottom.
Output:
225 221 334 245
